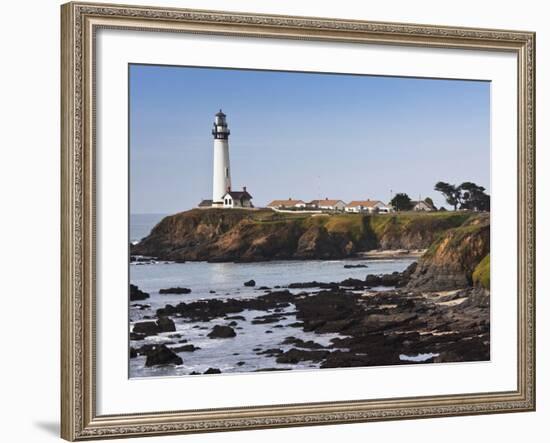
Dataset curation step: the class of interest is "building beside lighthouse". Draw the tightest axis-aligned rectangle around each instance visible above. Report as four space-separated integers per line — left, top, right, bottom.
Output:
198 110 253 209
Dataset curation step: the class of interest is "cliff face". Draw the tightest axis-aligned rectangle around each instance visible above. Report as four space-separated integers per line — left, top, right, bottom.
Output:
407 214 490 291
132 209 482 263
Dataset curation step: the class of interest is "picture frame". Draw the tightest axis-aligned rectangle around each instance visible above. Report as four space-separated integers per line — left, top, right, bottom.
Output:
61 1 536 440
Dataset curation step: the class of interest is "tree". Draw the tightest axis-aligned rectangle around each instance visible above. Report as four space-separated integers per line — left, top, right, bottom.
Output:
459 182 490 211
434 181 461 210
434 181 490 211
390 193 413 211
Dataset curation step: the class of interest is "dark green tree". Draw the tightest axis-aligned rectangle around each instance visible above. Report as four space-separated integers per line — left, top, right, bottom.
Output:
435 181 490 211
459 182 490 211
434 181 461 210
390 193 413 211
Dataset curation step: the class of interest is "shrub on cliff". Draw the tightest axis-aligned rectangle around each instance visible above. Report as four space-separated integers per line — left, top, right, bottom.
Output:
472 254 490 289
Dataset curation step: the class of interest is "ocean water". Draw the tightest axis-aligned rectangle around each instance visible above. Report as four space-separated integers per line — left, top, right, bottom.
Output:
130 213 167 244
129 214 416 378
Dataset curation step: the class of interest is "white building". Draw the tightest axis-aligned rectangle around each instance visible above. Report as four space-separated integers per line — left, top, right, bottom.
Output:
222 187 254 208
211 110 232 206
309 199 346 211
411 200 437 211
267 199 306 210
345 200 392 213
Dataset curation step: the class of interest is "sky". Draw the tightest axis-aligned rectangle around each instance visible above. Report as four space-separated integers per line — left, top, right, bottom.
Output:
129 64 490 214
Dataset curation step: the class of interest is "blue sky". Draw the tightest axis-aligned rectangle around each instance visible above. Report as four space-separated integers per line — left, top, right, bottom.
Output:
130 64 490 214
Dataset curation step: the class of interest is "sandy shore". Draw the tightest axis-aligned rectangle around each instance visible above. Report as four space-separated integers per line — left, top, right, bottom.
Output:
358 249 426 260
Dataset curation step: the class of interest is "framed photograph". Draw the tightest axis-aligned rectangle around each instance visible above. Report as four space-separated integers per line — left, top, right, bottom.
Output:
61 2 536 440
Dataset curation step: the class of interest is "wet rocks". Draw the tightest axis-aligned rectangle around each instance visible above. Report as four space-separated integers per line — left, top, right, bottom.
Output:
156 290 295 322
159 287 191 294
157 317 176 332
207 325 237 339
132 321 160 337
171 344 200 352
144 345 183 367
204 368 221 374
244 279 256 287
132 317 175 336
130 284 150 301
251 313 287 324
276 348 330 364
281 337 325 349
344 263 368 269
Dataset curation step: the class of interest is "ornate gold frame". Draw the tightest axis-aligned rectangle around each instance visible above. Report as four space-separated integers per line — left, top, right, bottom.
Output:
61 2 536 440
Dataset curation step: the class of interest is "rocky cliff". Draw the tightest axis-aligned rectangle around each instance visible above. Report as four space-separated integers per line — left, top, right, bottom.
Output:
131 209 481 263
406 214 490 291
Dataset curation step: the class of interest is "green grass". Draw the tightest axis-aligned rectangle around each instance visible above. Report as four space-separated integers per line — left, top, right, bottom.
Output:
473 254 490 289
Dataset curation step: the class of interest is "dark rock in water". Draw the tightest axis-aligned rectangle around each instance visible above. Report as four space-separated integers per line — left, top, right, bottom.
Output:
207 325 236 339
204 367 221 374
227 321 238 327
132 321 160 336
189 371 200 375
237 361 245 366
339 277 368 288
130 284 150 301
344 264 368 269
276 348 330 364
159 287 191 294
130 332 146 341
288 281 338 289
281 337 325 349
129 347 137 358
156 290 295 322
156 316 176 332
287 322 304 328
225 315 246 321
171 344 200 352
258 286 271 290
145 345 183 367
255 368 291 372
257 348 283 356
209 290 216 293
265 330 273 334
251 312 286 324
244 279 256 287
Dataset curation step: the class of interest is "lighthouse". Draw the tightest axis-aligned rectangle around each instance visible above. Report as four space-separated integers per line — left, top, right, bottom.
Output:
211 110 231 205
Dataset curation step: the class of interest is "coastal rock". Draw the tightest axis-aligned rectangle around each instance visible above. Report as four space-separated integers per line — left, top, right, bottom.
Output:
131 208 477 263
407 214 490 291
204 368 221 374
132 321 160 336
144 345 183 367
159 287 192 294
281 337 325 349
276 348 330 364
207 325 236 339
156 317 176 333
171 344 200 352
130 284 149 301
243 279 256 287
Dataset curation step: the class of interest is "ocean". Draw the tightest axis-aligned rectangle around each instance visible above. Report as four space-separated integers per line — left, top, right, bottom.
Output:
129 214 416 378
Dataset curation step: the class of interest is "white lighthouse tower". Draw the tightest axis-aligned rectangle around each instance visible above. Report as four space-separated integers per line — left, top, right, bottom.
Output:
211 110 232 205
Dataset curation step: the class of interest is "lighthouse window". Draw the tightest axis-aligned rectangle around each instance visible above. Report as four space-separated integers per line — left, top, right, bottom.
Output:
225 167 229 178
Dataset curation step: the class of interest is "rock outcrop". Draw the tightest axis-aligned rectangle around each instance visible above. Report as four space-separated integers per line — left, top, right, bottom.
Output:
131 208 477 263
407 214 490 291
